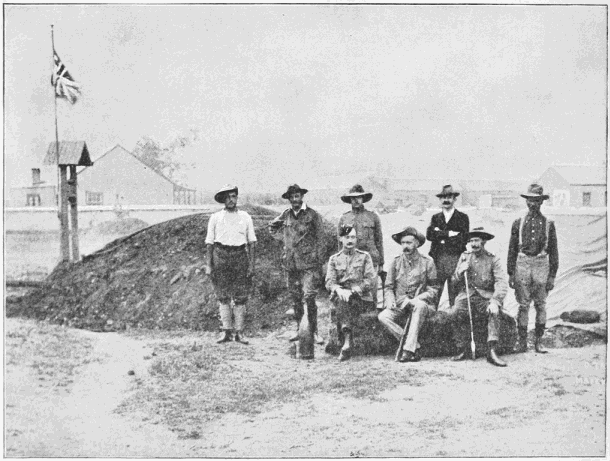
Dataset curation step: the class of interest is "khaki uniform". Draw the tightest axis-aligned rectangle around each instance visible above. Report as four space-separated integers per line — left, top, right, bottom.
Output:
339 208 384 306
451 250 508 348
325 248 376 330
378 251 439 353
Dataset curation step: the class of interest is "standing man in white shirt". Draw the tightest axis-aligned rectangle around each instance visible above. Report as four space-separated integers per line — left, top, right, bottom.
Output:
205 184 257 345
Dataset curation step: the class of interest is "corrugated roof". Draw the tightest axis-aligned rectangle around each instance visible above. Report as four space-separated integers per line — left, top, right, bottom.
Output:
547 165 606 186
43 141 93 166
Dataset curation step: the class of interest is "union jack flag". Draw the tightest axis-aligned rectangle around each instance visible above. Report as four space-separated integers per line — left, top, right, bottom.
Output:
52 50 81 104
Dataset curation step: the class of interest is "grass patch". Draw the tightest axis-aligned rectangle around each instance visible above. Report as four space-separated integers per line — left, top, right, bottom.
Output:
117 336 451 435
5 318 95 389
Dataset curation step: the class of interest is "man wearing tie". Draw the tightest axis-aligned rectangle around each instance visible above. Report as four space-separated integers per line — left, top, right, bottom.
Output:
426 185 470 307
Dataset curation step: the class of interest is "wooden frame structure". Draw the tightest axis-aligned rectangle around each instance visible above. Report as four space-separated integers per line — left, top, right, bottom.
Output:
43 141 93 262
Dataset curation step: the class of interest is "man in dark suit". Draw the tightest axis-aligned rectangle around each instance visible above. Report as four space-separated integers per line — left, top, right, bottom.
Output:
426 185 470 307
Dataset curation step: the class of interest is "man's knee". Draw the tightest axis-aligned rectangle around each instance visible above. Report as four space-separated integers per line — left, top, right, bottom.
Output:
378 308 393 325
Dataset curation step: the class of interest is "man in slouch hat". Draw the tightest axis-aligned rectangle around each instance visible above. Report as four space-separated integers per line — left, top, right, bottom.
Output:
426 185 470 308
269 184 325 344
378 227 439 363
451 227 508 367
326 225 376 361
338 184 385 308
205 184 257 345
507 184 559 354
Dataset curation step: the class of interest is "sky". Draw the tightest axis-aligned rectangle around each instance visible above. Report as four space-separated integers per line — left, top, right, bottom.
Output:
4 4 607 192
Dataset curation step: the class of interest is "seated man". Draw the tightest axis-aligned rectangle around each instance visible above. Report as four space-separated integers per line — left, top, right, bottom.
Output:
325 226 376 362
378 227 439 363
451 227 508 367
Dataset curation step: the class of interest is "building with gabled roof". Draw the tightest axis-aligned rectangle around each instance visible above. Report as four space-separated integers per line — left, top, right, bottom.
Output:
537 165 607 208
76 144 199 206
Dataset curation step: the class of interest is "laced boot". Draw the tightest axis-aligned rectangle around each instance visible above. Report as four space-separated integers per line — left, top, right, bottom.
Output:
515 327 528 353
288 321 300 342
451 347 469 362
234 331 249 345
216 330 232 344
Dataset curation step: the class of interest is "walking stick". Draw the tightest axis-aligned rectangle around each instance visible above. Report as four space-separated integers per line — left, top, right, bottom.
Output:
464 271 476 360
394 284 423 362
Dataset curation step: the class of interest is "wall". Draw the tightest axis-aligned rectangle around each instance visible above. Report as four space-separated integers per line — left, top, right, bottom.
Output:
7 185 57 208
569 185 607 208
4 205 218 233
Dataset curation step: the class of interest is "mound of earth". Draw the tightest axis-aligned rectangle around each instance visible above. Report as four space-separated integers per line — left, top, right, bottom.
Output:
6 204 339 333
92 218 149 235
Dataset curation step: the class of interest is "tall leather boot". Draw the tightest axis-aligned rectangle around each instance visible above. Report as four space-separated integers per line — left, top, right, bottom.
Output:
516 327 528 353
487 341 507 367
534 324 548 354
339 328 352 362
306 299 324 345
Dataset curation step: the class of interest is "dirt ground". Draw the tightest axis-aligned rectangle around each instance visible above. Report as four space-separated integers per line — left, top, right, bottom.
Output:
5 316 606 458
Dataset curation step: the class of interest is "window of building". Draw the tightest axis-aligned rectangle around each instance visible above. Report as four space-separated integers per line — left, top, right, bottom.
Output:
26 194 41 206
86 191 104 205
582 192 591 207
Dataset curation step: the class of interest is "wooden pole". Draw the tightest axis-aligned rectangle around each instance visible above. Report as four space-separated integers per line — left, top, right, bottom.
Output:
59 165 70 262
52 25 66 262
69 165 79 261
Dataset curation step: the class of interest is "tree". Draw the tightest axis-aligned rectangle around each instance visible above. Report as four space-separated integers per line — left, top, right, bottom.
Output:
132 129 199 181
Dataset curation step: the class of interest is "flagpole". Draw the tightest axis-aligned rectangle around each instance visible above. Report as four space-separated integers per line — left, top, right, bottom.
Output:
51 25 60 206
52 25 69 262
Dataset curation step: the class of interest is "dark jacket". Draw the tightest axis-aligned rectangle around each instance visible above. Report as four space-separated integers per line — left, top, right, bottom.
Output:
269 206 324 271
426 209 470 261
507 214 559 279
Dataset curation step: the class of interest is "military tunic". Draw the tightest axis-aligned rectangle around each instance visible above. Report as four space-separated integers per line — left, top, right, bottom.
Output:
451 249 508 348
325 248 376 330
378 251 439 353
338 209 384 268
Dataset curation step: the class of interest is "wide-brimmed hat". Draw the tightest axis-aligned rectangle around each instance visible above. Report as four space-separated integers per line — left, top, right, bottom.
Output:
436 184 460 198
281 184 308 200
341 184 373 204
467 226 495 241
520 183 549 200
392 226 426 247
214 184 238 203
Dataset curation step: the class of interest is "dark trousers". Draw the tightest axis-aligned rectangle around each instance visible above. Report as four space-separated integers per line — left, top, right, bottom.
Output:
211 244 249 304
435 253 460 307
287 268 320 333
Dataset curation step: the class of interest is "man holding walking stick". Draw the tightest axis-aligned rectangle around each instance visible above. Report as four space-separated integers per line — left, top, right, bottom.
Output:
378 227 439 363
451 227 508 367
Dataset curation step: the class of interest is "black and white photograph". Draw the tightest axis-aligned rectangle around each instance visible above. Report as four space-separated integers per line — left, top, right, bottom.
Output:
4 3 607 457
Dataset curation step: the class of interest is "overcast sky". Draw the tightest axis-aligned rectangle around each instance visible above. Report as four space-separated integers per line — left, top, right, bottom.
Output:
4 4 607 192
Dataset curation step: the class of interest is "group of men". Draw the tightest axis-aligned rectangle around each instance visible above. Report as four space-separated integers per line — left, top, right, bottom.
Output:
204 181 559 367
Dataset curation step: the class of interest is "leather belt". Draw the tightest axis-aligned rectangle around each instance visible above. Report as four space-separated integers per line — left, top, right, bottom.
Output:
214 243 246 251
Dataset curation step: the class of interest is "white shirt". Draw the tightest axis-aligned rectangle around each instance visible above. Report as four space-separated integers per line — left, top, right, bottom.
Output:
442 207 455 223
205 209 257 246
